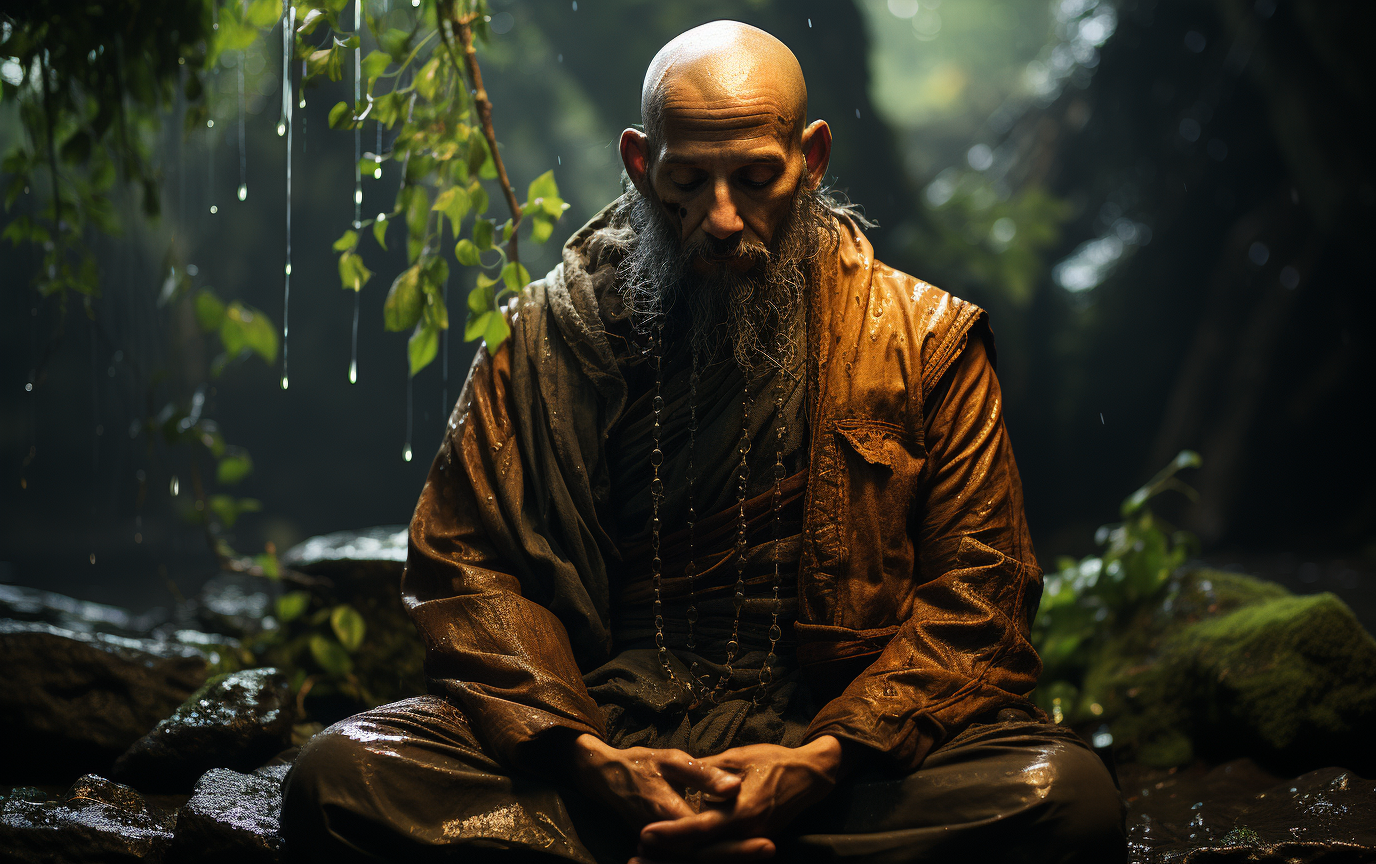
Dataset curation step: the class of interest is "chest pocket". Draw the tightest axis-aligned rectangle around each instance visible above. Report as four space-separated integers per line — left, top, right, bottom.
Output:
808 418 926 578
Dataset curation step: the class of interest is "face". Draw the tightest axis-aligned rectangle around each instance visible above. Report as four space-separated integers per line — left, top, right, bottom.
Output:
620 87 831 273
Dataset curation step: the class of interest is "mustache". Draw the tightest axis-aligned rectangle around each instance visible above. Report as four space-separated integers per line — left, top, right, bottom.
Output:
683 232 772 270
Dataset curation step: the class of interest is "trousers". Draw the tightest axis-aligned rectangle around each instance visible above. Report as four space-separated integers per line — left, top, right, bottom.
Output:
280 694 1126 863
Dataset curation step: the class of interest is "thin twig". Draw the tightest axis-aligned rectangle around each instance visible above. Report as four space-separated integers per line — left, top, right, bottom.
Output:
451 10 522 267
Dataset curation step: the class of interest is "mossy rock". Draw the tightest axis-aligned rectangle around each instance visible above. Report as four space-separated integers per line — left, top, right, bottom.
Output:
1074 569 1376 772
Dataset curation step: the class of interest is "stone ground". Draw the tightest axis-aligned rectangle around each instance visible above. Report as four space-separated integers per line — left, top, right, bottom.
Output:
1 528 1373 862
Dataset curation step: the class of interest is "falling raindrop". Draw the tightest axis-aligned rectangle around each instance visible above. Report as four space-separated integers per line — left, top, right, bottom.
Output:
374 122 383 178
206 108 217 215
281 1 295 392
170 475 180 496
90 553 96 565
349 289 360 384
237 52 247 202
299 60 307 153
354 0 362 229
403 371 413 461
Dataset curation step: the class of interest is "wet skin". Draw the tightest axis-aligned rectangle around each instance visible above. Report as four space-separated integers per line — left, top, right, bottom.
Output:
559 21 846 864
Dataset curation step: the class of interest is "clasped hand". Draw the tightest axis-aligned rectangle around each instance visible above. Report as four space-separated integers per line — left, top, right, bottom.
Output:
568 733 844 864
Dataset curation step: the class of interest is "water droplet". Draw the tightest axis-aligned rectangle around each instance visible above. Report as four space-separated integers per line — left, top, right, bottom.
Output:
206 119 214 128
170 475 180 496
373 166 381 179
284 262 292 275
25 382 32 392
276 121 286 137
354 188 363 204
238 184 248 201
280 376 289 390
89 553 96 565
209 204 218 214
403 444 413 461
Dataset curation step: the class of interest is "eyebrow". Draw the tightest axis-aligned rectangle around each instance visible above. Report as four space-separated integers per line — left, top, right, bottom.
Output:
660 152 788 168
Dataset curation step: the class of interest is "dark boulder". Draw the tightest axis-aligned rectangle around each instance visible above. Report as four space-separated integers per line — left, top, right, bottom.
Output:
0 621 210 783
166 764 290 864
0 584 166 638
0 774 176 863
113 668 295 793
195 574 274 639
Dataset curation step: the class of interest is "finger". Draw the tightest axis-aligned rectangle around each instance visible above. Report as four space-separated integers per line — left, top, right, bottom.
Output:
697 836 776 862
658 753 742 797
640 809 732 854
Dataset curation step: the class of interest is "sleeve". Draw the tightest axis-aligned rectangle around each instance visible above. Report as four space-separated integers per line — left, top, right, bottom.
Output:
401 337 606 773
804 332 1045 770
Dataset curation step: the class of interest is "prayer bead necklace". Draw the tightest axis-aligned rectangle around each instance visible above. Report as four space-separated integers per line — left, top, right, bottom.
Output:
647 322 784 706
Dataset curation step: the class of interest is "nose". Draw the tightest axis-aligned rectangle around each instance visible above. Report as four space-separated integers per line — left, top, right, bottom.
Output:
702 179 744 240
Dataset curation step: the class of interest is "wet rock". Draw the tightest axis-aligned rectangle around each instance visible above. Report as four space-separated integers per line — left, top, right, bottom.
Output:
1125 761 1376 863
0 621 209 783
1078 570 1376 773
0 583 167 637
280 527 424 709
114 668 295 793
0 774 176 863
281 526 408 571
167 764 290 864
196 573 275 638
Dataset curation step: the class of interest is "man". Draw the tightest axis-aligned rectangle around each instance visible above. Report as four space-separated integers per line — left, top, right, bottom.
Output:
283 21 1125 864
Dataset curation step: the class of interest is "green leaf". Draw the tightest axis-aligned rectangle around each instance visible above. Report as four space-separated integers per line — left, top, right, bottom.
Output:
276 590 311 623
501 218 514 243
245 0 281 28
472 218 495 251
468 281 494 316
361 49 390 83
465 310 492 342
380 28 411 62
333 229 359 252
224 302 279 364
338 251 372 292
296 8 328 34
484 311 511 348
526 169 558 206
501 262 531 293
373 217 389 251
330 604 367 652
415 57 442 102
194 290 226 332
408 322 439 376
255 551 281 580
432 186 470 237
309 633 354 676
208 495 260 529
469 183 489 216
466 136 490 178
454 238 480 266
217 450 253 485
328 100 353 130
529 215 554 245
404 185 430 264
383 264 423 331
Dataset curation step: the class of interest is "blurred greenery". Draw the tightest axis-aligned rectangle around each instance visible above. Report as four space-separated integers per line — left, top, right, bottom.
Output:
1032 449 1202 722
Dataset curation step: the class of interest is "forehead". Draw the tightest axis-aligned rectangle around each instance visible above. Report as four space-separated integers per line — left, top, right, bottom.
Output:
657 78 796 150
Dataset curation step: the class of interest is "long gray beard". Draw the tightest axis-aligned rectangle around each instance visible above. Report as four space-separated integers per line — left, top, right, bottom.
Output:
616 180 848 375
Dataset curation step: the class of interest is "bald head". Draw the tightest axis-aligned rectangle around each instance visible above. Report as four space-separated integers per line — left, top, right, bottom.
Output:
641 21 808 149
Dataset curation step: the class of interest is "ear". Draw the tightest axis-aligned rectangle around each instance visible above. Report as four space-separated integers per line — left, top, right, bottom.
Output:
620 128 651 193
801 120 831 190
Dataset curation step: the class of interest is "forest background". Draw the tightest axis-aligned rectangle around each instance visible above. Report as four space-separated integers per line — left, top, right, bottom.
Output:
1 0 1372 618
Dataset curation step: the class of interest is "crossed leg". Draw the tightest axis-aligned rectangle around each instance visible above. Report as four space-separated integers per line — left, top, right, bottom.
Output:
281 696 1124 864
